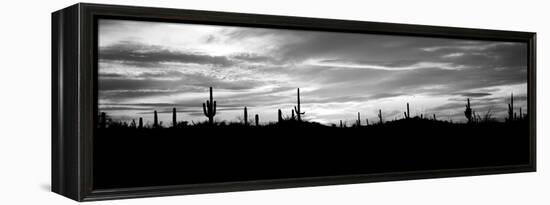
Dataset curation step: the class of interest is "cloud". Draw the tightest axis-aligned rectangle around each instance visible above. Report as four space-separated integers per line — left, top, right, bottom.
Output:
309 60 468 71
99 70 264 92
452 92 492 97
231 53 274 63
99 41 234 67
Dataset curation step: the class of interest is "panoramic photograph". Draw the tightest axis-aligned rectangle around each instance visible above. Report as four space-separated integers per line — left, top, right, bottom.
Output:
94 19 530 189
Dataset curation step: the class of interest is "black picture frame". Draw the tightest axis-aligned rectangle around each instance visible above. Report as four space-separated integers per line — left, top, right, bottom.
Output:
52 3 536 201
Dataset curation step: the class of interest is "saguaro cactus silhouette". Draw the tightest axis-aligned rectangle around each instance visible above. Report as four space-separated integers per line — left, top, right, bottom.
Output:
404 103 410 119
244 107 248 126
255 114 259 126
366 118 369 126
278 109 283 123
291 109 295 120
294 88 305 121
356 112 361 127
138 117 143 129
153 110 159 128
100 112 106 128
340 120 343 128
378 109 383 124
507 93 514 122
465 98 473 123
202 87 217 125
172 108 177 128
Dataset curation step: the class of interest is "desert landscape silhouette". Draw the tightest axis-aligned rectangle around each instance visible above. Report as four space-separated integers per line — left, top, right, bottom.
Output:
94 87 529 189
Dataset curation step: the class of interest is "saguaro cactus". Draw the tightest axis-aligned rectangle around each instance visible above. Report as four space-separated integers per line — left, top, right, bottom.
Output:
366 118 369 126
464 98 473 123
340 120 343 128
404 103 410 119
378 109 383 124
507 93 514 122
138 117 143 129
255 114 259 126
356 112 361 127
294 88 305 121
172 107 177 128
202 87 217 125
244 107 248 126
153 110 159 128
100 112 106 128
291 109 295 120
278 109 283 123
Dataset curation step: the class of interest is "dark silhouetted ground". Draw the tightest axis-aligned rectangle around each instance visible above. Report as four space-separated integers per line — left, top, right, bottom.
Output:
94 118 529 189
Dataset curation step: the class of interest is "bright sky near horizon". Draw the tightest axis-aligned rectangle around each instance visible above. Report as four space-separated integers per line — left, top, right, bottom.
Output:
98 19 528 126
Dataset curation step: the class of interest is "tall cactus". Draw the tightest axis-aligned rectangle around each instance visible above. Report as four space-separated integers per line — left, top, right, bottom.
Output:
278 109 283 123
356 112 361 127
172 107 177 128
138 117 143 129
340 120 343 128
291 109 295 120
507 93 514 122
255 114 259 126
378 109 383 124
294 88 305 121
244 107 248 126
202 87 217 125
404 103 410 119
464 98 473 123
153 110 159 128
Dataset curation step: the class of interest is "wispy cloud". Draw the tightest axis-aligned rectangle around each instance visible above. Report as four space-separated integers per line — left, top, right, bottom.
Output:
100 41 234 67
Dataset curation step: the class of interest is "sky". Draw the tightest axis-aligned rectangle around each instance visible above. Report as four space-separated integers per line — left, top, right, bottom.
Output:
98 19 528 126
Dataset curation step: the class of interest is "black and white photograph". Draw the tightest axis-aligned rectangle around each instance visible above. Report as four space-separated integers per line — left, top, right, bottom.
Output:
95 19 530 189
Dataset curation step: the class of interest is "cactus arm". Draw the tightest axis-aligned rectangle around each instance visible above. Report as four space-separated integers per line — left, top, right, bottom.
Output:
213 101 216 115
203 102 208 116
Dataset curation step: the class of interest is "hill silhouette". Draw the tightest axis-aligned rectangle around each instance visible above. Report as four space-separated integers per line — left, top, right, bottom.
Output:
94 88 530 189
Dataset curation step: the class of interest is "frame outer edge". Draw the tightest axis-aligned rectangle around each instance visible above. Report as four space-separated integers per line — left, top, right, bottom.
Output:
51 3 83 202
51 9 61 196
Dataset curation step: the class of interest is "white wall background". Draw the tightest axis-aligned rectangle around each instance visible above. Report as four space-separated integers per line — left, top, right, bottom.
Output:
0 0 547 204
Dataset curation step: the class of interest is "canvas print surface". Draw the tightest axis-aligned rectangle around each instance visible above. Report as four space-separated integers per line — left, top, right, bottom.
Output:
95 19 530 189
